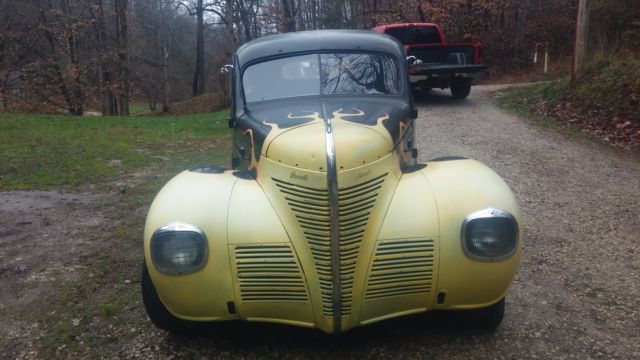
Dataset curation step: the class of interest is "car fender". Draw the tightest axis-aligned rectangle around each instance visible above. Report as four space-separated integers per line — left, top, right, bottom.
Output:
144 169 240 321
419 158 523 309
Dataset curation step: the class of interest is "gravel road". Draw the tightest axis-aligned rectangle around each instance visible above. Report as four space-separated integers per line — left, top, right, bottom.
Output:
122 85 640 359
2 85 639 359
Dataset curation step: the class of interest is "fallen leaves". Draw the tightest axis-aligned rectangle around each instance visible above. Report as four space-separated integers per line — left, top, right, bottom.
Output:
529 98 640 149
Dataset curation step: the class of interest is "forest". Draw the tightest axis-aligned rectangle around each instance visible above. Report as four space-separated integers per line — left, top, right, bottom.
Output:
0 0 638 116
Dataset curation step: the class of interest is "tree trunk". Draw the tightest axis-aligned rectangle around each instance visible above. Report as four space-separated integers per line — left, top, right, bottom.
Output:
311 0 317 30
115 0 129 116
237 0 253 43
162 44 170 112
96 0 116 116
193 0 205 96
282 0 296 32
418 4 427 22
513 0 529 58
225 0 235 60
53 0 84 116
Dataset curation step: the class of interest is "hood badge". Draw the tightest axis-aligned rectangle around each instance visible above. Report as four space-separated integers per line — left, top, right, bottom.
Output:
357 169 371 178
290 172 309 181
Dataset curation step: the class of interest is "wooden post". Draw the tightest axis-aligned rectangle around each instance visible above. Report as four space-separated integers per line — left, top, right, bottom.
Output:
572 0 590 85
544 42 549 74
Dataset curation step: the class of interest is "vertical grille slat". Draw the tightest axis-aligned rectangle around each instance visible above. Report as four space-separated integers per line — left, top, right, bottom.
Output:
234 244 309 302
365 239 435 300
274 173 387 317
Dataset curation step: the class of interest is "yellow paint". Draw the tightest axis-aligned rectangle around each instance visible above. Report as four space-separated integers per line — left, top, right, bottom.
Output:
144 115 522 333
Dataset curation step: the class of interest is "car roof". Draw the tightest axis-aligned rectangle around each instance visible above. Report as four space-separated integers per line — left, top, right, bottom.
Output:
235 30 405 68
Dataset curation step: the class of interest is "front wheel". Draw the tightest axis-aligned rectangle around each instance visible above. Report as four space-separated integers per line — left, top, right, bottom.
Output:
467 297 505 329
141 262 189 333
450 81 471 99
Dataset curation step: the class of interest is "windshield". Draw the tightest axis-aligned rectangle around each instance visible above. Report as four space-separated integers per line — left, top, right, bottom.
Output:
385 26 441 45
242 53 400 102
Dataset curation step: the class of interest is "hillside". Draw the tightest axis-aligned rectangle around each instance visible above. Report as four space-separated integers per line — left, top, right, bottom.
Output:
500 57 640 149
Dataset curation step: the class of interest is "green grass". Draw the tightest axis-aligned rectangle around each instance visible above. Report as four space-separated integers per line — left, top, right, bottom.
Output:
128 103 154 116
0 110 232 356
497 81 563 127
498 55 640 125
573 57 640 113
0 111 231 190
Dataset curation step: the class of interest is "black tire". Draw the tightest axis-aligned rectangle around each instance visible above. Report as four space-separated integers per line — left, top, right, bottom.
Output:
467 297 505 329
450 81 471 99
141 262 188 333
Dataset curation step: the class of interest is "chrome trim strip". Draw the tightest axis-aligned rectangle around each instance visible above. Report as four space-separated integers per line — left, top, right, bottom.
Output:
460 208 519 262
323 104 342 333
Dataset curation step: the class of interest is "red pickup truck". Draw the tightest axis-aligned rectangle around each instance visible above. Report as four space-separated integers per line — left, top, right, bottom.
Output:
372 23 486 99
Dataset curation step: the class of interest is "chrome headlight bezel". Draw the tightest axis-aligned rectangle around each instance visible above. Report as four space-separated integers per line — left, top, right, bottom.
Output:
461 208 519 262
150 222 209 275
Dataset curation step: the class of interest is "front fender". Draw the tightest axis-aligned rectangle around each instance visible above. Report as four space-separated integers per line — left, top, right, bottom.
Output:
144 169 315 326
143 170 239 321
420 158 523 309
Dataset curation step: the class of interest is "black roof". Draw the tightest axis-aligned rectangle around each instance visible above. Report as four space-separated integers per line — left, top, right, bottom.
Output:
235 30 405 68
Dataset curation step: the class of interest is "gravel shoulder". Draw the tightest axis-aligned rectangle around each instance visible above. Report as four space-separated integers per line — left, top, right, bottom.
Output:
1 85 638 359
415 85 640 358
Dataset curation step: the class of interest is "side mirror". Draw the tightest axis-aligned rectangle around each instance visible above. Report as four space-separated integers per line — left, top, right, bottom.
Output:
227 116 235 129
406 56 423 66
410 107 418 119
220 64 234 74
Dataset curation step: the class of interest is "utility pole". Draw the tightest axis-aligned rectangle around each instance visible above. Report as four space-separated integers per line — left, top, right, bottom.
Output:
571 0 590 86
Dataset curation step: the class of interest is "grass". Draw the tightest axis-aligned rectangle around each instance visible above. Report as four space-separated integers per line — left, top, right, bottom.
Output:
498 55 640 150
498 55 640 124
0 109 232 356
497 81 562 127
0 110 231 191
128 103 154 116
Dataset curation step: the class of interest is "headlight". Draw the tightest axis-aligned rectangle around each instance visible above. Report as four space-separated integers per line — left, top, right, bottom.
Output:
150 222 208 275
461 208 518 261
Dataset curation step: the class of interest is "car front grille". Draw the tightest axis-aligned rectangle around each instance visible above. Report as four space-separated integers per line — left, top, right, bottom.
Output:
365 239 435 300
234 244 309 302
273 173 387 316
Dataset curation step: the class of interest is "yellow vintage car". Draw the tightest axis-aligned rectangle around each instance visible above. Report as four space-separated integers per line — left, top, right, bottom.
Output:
141 30 522 334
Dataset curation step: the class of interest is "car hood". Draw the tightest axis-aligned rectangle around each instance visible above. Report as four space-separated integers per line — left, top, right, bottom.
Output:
238 97 411 171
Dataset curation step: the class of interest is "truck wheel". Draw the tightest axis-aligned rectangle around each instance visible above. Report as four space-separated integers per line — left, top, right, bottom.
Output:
450 82 471 99
141 262 188 333
467 297 505 329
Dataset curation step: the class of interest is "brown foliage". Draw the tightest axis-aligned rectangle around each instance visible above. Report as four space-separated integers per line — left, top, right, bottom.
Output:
1 0 638 114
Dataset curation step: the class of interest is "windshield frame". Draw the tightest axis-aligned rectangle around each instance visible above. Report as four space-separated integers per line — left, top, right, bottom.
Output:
239 50 407 106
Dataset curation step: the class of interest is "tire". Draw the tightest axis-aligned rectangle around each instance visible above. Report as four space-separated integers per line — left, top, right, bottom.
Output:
411 86 431 102
141 262 188 333
450 81 471 99
467 297 505 329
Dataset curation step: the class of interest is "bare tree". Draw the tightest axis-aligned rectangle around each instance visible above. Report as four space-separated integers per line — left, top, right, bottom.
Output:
281 0 296 32
193 0 206 95
115 0 130 115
